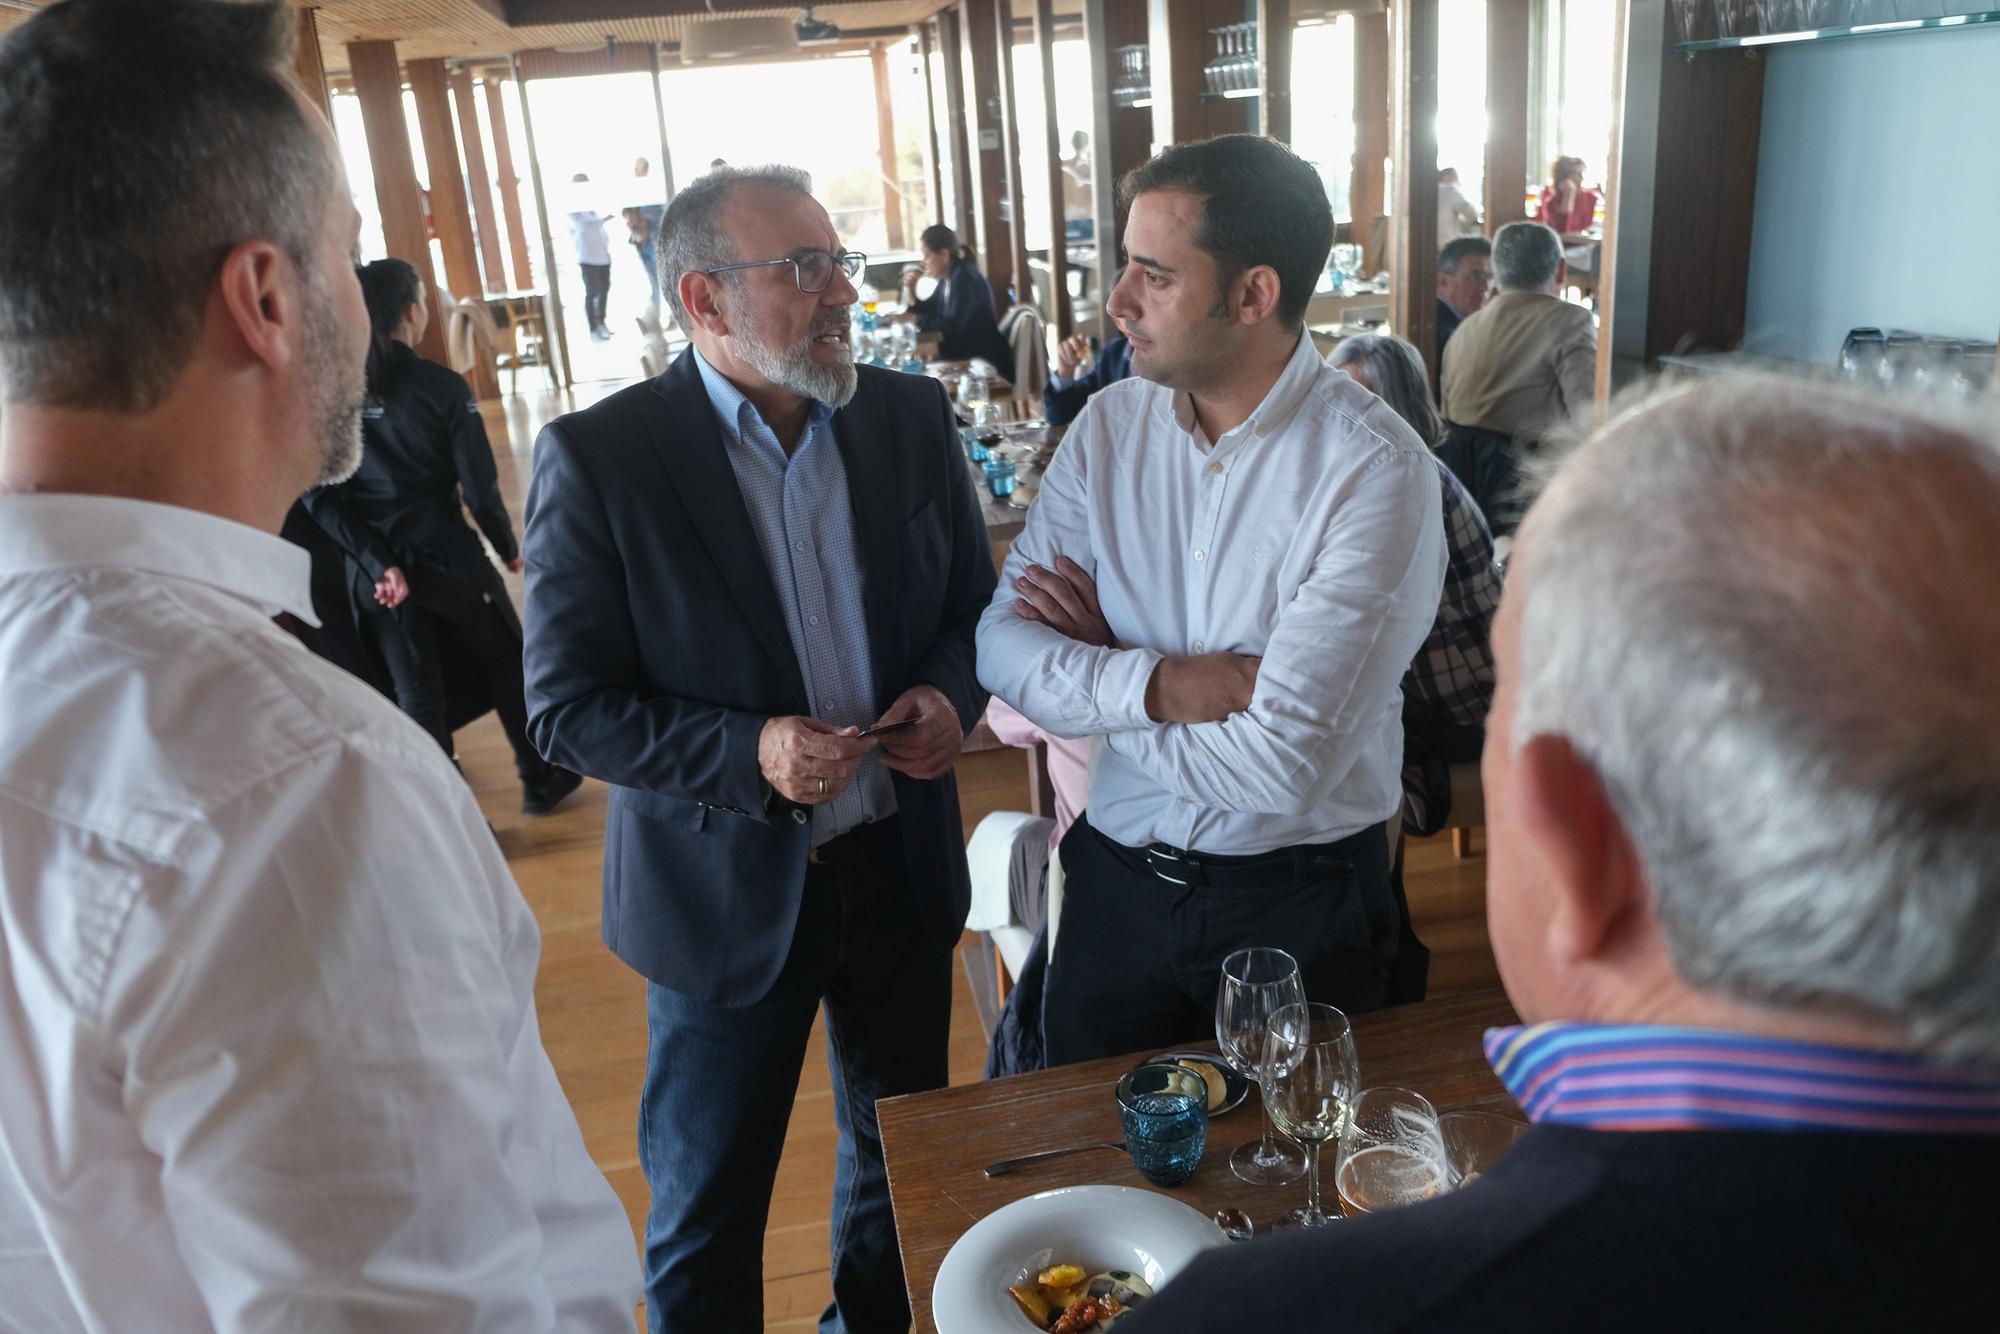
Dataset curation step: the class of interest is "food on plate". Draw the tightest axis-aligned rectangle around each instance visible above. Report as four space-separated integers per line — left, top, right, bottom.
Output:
1009 1266 1153 1330
1176 1059 1228 1112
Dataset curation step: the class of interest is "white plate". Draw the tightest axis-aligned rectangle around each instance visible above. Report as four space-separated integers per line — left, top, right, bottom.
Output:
932 1184 1225 1333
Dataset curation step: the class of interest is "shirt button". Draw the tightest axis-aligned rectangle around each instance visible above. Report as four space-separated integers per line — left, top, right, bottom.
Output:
808 615 820 627
1193 549 1206 562
793 540 806 553
1208 462 1223 475
1193 640 1206 653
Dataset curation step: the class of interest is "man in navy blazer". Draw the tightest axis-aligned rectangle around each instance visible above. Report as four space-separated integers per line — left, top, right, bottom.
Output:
522 166 995 1334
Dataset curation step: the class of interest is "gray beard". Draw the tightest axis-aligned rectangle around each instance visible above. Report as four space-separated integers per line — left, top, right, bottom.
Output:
734 311 858 409
305 275 366 486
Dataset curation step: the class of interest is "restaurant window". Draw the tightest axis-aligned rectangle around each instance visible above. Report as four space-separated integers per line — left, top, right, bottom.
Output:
1437 0 1489 206
1531 0 1619 211
1291 15 1358 225
1008 31 1094 255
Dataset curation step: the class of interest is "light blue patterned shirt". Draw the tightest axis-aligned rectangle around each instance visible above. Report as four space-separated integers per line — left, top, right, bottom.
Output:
693 349 894 844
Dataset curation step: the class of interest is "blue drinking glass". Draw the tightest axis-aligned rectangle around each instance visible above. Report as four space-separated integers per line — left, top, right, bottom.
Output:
964 430 990 463
1116 1063 1208 1187
984 455 1017 498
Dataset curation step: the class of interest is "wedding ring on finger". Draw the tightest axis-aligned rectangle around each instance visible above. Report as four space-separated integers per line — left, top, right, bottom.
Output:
817 776 829 797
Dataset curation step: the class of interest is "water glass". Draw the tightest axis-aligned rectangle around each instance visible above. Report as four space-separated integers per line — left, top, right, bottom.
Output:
1335 1087 1448 1216
963 429 990 463
1438 1110 1529 1188
1216 947 1307 1186
1116 1063 1208 1187
983 455 1017 499
1261 1002 1358 1228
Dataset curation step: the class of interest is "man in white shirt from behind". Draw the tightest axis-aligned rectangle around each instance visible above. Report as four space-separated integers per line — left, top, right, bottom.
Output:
977 135 1446 1067
0 2 638 1328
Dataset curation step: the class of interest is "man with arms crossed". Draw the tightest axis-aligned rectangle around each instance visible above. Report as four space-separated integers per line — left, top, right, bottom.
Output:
523 166 993 1332
0 2 638 1328
977 135 1446 1064
1126 376 2000 1331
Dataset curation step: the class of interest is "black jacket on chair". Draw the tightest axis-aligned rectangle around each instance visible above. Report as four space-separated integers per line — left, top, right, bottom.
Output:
522 351 996 1006
1122 1122 1999 1333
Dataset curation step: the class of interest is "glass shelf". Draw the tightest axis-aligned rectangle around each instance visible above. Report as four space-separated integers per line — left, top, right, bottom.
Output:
1197 88 1260 102
1675 8 2000 54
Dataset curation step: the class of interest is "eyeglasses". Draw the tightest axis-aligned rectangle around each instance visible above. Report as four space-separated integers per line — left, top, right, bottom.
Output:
704 248 866 295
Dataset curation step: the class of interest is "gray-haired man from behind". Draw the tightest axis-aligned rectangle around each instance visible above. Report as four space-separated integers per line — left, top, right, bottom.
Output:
0 1 638 1328
1123 375 2000 1333
1437 221 1595 536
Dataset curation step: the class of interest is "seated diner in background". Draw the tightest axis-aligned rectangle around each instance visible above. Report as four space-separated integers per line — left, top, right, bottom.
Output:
898 222 1013 370
1125 374 2000 1333
1536 154 1599 244
1044 331 1133 426
1438 222 1595 537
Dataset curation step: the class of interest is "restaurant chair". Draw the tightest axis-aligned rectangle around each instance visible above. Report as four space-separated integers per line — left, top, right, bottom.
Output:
998 304 1049 411
963 810 1065 1023
1445 761 1484 859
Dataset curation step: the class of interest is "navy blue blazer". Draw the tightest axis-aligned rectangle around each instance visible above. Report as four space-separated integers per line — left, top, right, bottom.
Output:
1123 1122 1998 1332
521 351 997 1005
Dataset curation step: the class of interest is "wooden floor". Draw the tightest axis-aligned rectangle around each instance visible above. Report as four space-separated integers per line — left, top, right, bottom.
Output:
457 385 1498 1329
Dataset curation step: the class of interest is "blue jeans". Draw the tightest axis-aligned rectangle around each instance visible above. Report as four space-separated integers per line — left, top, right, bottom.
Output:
638 825 952 1334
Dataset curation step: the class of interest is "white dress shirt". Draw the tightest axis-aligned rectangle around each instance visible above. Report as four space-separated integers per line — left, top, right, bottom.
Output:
0 495 639 1332
976 332 1446 857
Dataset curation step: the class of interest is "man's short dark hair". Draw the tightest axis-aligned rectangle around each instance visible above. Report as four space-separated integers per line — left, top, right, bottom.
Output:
1117 134 1333 328
0 0 334 411
1439 235 1493 275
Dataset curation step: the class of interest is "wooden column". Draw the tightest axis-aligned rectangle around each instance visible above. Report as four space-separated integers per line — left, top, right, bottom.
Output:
995 0 1031 313
870 45 909 252
939 8 977 243
484 78 536 292
451 69 508 293
1351 11 1389 273
1031 0 1072 338
1592 0 1628 409
1147 0 1207 152
1256 0 1291 143
1389 0 1441 380
293 8 332 122
917 23 947 230
410 59 497 396
960 0 1014 310
346 41 449 366
1484 0 1532 232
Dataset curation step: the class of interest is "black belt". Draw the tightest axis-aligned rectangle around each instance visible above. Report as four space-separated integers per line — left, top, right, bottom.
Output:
1135 825 1376 889
807 817 897 866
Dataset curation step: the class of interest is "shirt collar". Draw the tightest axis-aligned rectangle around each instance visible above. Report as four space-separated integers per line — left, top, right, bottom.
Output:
1169 330 1322 446
1485 1021 2000 1135
691 344 835 451
0 493 317 624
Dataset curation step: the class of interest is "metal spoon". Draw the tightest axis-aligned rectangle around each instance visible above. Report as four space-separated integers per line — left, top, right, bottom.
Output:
1213 1207 1254 1242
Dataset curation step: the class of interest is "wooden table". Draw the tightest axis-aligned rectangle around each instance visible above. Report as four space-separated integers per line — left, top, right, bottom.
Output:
1304 280 1391 329
880 988 1521 1332
964 423 1058 544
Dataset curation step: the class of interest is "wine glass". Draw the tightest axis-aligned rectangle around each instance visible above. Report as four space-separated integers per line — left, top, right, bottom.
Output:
1334 1087 1448 1217
1260 1002 1358 1227
1215 948 1307 1186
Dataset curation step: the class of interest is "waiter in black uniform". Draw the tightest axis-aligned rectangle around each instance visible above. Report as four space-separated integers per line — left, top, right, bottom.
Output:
306 258 580 814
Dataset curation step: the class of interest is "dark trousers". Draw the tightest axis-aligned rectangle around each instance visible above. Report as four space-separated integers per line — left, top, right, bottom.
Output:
364 566 546 779
580 262 612 332
1043 814 1399 1066
638 820 953 1334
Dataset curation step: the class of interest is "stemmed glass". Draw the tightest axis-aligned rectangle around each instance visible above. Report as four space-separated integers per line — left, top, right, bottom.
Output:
1260 1002 1358 1228
1215 948 1307 1186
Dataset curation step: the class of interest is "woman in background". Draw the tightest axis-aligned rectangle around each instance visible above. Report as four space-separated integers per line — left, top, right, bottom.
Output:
1537 155 1600 244
898 223 1013 369
305 259 580 815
